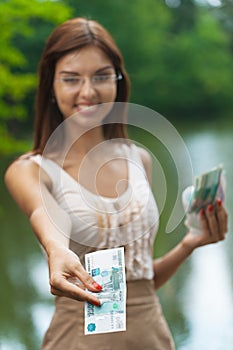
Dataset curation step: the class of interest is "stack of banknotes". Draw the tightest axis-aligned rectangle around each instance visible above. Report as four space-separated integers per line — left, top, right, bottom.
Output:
85 247 126 335
182 164 226 233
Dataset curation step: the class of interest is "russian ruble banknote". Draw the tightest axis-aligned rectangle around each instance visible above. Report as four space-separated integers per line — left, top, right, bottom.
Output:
189 164 224 213
85 247 126 335
182 164 226 233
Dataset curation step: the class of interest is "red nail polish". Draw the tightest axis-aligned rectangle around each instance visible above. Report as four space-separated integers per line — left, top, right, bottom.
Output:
92 282 102 291
200 208 205 215
217 199 222 206
93 300 101 307
208 204 214 212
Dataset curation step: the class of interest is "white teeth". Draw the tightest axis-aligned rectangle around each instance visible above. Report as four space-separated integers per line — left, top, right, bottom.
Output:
78 105 97 111
81 105 91 110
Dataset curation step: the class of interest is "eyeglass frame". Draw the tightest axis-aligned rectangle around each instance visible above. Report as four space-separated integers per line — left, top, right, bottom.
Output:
54 70 123 90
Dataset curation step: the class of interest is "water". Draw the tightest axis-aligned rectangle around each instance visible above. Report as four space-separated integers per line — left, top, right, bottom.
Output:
176 128 233 350
0 125 232 349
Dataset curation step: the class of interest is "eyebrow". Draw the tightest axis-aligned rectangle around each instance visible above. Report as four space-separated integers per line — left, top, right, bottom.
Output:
59 65 115 76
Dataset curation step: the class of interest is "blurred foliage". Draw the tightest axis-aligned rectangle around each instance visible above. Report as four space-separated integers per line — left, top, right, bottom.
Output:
0 0 233 155
0 0 72 155
67 0 233 119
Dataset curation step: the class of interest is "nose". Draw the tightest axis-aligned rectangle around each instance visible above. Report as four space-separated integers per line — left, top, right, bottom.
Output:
78 77 96 98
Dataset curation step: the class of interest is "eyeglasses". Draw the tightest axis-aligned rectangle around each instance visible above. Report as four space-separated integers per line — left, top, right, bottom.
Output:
55 71 123 91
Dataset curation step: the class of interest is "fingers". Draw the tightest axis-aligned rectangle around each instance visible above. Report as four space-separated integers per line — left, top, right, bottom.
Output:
215 199 228 237
72 263 103 292
199 208 210 234
206 204 221 241
200 199 228 242
50 273 101 306
48 249 102 306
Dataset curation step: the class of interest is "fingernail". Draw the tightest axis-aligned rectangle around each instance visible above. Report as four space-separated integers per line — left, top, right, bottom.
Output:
200 208 205 215
93 300 101 307
208 204 214 212
217 199 222 206
92 282 102 291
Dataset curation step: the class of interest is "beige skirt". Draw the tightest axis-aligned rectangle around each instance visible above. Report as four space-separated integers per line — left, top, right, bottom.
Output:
41 280 175 350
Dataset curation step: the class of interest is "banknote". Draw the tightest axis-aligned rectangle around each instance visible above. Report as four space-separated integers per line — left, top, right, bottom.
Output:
188 164 224 213
84 247 126 335
182 164 226 233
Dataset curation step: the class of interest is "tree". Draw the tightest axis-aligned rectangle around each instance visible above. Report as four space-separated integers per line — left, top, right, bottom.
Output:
63 0 233 121
0 0 72 155
1 0 233 154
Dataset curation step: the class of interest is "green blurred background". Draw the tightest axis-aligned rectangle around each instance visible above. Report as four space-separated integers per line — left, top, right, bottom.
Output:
0 0 233 349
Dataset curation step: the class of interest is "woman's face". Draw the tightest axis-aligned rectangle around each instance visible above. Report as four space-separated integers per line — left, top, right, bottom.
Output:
53 46 118 124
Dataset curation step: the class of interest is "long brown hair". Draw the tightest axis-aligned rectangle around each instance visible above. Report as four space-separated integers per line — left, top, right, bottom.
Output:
33 17 130 154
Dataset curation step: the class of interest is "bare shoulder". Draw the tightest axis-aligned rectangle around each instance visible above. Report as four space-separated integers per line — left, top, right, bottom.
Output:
5 155 50 190
136 146 152 167
135 146 152 184
5 155 52 217
5 157 36 183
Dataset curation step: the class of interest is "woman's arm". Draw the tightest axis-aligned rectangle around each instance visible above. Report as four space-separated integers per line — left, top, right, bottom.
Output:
4 159 102 305
137 146 228 289
153 201 228 289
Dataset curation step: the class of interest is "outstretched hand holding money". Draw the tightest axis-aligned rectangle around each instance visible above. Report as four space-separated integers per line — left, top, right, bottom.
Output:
181 198 228 252
181 165 228 252
48 245 102 306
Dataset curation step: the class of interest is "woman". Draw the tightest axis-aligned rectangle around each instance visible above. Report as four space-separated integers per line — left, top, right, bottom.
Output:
5 18 228 350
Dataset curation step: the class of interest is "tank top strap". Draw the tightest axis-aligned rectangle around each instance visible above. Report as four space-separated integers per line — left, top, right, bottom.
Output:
29 154 61 190
123 143 147 184
129 144 146 167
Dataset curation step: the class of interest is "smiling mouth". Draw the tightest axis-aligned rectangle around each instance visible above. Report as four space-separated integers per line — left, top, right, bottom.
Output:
75 104 100 115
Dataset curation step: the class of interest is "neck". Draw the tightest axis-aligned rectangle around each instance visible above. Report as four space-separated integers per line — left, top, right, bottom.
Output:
66 125 105 157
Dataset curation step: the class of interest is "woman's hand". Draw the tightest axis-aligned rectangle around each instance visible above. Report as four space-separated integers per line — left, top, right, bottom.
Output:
47 245 102 306
182 199 228 253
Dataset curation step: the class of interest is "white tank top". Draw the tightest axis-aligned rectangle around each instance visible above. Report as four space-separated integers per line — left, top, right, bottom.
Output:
30 143 159 281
